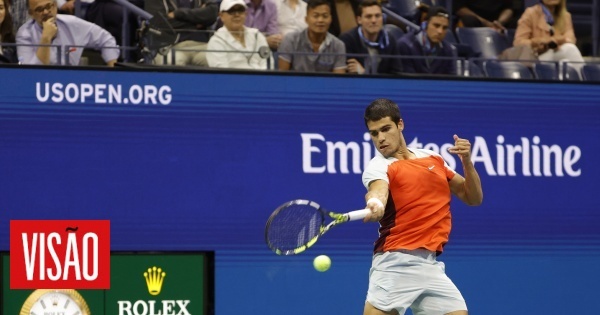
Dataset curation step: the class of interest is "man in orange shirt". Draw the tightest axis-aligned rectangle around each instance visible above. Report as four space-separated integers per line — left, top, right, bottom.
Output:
361 98 483 315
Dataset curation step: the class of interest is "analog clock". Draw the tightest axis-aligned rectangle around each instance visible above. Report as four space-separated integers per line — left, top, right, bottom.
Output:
20 289 91 315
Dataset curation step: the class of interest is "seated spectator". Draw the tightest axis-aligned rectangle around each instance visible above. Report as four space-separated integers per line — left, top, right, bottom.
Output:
339 0 401 75
277 0 346 73
275 0 306 37
513 0 584 66
1 0 17 63
244 0 282 50
16 0 119 66
396 6 456 75
206 0 270 69
455 0 517 32
326 0 358 37
153 0 219 66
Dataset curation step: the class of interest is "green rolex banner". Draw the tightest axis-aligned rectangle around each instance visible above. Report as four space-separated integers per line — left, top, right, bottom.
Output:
108 253 210 315
1 252 213 315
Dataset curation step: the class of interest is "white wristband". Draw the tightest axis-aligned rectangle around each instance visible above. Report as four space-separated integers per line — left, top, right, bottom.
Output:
367 198 384 209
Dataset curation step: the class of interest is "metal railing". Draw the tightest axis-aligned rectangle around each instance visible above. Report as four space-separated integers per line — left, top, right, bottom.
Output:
5 40 600 82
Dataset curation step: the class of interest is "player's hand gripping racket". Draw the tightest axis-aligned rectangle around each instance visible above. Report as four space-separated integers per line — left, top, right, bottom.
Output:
265 199 370 255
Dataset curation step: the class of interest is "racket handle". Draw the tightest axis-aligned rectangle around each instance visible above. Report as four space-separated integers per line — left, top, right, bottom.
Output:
346 209 371 221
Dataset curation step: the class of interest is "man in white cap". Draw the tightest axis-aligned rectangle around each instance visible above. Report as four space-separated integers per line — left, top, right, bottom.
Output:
206 0 270 69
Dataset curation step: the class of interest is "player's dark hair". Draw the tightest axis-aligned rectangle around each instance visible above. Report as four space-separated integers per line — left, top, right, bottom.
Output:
357 0 381 16
364 98 401 126
306 0 331 12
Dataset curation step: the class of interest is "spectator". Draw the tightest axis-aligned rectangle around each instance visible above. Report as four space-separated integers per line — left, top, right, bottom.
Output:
16 0 119 66
339 0 401 75
244 0 281 50
454 0 517 32
274 0 306 37
1 0 17 62
396 6 456 75
513 0 584 66
326 0 358 37
153 0 219 66
277 0 346 73
206 0 270 69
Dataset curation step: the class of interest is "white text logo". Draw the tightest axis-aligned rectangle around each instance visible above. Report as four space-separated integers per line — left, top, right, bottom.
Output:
301 133 582 177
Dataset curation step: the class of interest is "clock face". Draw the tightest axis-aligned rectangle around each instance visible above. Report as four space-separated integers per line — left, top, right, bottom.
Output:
21 290 89 315
29 292 83 315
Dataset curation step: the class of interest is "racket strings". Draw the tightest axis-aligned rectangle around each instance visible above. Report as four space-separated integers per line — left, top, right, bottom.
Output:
267 204 323 251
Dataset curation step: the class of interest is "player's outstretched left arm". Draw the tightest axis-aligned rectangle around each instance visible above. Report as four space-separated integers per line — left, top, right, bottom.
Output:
448 134 483 206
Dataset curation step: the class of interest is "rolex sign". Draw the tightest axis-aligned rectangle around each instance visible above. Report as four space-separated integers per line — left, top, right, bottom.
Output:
1 252 213 315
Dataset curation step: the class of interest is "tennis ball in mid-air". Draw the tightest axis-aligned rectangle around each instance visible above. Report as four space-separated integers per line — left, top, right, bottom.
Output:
313 255 331 272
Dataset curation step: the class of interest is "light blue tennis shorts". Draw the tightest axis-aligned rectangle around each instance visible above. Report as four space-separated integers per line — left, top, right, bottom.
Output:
366 249 467 315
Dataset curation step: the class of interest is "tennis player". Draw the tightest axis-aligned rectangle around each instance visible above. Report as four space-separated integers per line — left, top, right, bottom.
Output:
361 98 483 315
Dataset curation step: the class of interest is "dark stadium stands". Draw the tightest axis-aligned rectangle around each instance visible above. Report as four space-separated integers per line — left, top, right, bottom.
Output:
581 63 600 81
483 60 533 80
455 27 510 60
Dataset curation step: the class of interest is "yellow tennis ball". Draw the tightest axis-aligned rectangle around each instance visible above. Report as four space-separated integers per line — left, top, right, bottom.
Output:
313 255 331 272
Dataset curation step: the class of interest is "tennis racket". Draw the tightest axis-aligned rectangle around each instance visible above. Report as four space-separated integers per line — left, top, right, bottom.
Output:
265 199 371 255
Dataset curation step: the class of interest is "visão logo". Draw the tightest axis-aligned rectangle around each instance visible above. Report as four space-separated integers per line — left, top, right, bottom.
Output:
10 220 111 289
144 266 166 295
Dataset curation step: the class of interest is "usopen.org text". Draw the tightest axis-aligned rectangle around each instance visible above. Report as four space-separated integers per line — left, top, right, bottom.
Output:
36 82 172 105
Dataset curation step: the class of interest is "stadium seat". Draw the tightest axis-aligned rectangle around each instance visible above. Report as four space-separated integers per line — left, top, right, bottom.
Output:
564 65 582 81
506 28 516 46
465 60 485 77
581 64 600 81
533 62 559 80
384 24 405 41
385 0 422 25
484 60 534 79
455 27 511 59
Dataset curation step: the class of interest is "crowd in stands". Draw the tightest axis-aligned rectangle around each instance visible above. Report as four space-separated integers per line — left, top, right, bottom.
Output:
0 0 597 80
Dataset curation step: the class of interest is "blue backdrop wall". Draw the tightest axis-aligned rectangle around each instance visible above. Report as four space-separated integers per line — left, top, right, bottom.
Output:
0 66 599 315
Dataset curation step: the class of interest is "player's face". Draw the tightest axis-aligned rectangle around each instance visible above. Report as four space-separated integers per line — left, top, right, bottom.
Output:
426 16 449 45
358 5 383 37
367 117 403 158
305 4 332 35
29 0 57 26
220 5 247 33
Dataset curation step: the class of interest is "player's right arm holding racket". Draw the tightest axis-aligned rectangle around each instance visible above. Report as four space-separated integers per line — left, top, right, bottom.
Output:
364 180 388 222
361 148 393 223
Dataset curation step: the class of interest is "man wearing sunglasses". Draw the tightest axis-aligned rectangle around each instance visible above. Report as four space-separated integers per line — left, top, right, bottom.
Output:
206 0 270 69
16 0 119 66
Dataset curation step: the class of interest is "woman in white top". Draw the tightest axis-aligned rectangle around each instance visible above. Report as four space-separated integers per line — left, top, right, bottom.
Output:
206 0 270 70
275 0 307 37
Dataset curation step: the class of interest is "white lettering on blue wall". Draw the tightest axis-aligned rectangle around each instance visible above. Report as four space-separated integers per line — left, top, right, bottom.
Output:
302 133 582 177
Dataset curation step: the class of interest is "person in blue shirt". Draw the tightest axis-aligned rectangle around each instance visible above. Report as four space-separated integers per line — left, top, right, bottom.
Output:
16 0 119 66
396 6 456 75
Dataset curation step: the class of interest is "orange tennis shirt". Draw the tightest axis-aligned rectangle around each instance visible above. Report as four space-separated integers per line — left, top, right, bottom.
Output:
362 149 456 254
